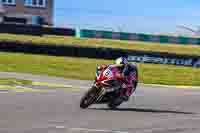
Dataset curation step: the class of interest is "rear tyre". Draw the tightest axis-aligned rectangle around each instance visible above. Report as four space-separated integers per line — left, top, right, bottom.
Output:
80 86 97 109
107 97 123 109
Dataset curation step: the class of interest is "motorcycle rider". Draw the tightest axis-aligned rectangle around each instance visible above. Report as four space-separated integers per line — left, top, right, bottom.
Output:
96 57 138 102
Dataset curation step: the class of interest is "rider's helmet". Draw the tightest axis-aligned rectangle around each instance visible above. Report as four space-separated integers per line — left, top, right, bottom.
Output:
115 57 128 65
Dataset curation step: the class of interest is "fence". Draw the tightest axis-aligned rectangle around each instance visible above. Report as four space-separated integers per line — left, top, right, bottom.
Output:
0 24 200 45
80 29 200 45
0 23 76 36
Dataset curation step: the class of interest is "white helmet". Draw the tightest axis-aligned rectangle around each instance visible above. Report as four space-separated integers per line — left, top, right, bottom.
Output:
115 57 128 65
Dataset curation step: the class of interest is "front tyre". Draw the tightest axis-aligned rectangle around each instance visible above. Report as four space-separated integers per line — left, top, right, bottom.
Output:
80 86 97 109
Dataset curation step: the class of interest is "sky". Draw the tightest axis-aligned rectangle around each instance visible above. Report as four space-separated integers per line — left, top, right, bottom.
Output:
54 0 200 34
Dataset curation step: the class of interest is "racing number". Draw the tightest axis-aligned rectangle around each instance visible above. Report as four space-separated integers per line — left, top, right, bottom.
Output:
105 70 110 77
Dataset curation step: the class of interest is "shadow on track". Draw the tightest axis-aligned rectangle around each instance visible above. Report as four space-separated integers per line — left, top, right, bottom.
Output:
89 107 195 115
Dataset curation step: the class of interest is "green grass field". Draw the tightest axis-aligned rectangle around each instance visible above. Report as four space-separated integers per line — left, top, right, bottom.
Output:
1 33 200 56
0 52 199 86
0 78 32 85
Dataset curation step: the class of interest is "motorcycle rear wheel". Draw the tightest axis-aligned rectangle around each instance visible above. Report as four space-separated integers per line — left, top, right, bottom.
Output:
80 86 98 109
107 98 123 109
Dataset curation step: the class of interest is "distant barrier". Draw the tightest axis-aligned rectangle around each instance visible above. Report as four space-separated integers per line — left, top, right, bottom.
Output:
0 23 76 36
0 23 43 36
1 24 200 45
80 29 200 45
1 24 199 45
0 41 199 68
42 26 75 36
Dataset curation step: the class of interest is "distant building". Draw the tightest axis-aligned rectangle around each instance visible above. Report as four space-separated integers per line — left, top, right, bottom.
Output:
0 2 5 22
0 0 54 25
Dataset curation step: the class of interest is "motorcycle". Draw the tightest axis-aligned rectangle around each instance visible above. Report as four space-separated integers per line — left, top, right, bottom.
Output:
80 65 127 109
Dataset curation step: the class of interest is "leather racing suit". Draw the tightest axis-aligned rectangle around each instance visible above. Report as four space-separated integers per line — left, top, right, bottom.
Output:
96 63 138 101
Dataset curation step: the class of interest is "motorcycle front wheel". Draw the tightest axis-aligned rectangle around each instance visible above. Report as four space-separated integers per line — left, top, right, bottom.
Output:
80 86 98 109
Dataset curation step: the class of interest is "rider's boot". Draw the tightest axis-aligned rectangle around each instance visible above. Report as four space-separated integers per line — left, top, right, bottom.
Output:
120 88 130 102
120 83 137 102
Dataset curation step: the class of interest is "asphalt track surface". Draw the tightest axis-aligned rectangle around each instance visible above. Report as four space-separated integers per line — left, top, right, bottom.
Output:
0 72 200 133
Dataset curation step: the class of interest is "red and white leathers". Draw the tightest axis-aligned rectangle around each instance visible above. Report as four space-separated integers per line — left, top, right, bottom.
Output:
97 63 138 101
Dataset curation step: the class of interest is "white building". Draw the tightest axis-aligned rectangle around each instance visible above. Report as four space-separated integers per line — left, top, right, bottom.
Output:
0 0 54 25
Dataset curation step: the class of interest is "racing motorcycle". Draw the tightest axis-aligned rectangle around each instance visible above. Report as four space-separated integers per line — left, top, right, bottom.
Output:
80 65 127 109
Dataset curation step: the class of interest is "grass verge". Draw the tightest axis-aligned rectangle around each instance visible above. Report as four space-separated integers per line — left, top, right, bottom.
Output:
0 78 32 85
0 52 199 86
1 33 200 56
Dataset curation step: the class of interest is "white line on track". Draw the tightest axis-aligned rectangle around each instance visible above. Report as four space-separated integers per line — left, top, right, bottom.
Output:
55 125 65 129
0 91 9 93
70 127 129 133
53 125 129 133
